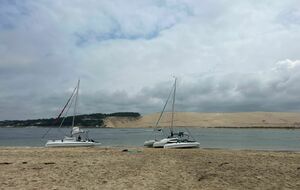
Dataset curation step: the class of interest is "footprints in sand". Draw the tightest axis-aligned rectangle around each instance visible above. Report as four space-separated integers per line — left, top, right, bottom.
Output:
0 162 12 165
44 162 55 165
218 162 230 167
197 162 230 182
32 162 56 170
0 161 56 170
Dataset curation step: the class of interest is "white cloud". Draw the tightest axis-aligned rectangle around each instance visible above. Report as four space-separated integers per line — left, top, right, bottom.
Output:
275 59 300 70
0 1 300 120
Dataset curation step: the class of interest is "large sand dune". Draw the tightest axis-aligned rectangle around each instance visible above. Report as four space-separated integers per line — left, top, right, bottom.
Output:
104 112 300 128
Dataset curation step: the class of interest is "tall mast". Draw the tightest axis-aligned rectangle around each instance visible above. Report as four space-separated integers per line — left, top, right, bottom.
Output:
72 79 80 127
154 82 174 140
170 77 176 134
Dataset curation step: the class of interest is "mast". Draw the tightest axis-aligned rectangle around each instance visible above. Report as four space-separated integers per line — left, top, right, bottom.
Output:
154 82 174 140
72 79 80 127
170 77 176 135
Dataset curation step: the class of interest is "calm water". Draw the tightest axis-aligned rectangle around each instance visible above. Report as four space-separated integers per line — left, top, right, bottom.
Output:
0 127 299 151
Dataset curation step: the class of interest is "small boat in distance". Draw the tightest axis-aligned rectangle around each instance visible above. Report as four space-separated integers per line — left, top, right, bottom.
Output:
45 80 100 147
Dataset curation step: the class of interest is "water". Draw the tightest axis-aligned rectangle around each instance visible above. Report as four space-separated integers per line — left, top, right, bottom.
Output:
0 127 299 151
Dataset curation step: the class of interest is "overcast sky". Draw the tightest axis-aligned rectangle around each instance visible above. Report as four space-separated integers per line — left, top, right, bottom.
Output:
1 0 300 120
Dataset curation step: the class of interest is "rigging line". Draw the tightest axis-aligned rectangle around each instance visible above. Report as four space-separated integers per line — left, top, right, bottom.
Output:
59 89 77 136
72 79 80 127
154 81 175 140
170 77 177 135
41 86 78 139
154 83 174 127
41 125 54 139
184 127 196 141
56 86 77 123
59 82 79 129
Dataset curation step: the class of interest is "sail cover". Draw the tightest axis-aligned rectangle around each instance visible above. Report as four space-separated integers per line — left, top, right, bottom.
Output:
71 127 84 135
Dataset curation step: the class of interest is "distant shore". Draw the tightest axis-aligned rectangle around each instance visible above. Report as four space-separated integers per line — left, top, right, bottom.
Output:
2 112 300 128
0 147 299 189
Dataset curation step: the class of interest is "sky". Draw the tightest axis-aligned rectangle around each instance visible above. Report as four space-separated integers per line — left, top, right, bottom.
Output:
1 0 300 120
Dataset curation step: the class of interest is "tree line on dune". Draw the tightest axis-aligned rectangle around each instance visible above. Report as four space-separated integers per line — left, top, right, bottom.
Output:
0 112 141 127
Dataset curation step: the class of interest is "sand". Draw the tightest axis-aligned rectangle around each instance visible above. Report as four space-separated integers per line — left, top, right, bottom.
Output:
104 112 300 128
0 147 300 190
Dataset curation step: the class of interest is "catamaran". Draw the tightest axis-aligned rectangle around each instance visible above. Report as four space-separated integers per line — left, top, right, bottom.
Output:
145 77 200 149
163 131 200 149
144 81 175 147
45 80 100 147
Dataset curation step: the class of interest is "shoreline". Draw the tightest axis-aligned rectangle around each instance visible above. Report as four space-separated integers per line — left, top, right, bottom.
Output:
1 125 300 129
0 146 299 153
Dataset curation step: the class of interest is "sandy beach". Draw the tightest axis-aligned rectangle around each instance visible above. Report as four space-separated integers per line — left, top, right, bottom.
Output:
0 147 299 190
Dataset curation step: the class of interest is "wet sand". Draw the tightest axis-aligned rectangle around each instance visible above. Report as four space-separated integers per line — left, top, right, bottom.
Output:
0 147 300 190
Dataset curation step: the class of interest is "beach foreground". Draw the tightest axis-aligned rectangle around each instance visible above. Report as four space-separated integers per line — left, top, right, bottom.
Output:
0 147 299 190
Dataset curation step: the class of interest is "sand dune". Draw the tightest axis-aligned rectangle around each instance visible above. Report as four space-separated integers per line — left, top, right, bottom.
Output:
104 112 300 128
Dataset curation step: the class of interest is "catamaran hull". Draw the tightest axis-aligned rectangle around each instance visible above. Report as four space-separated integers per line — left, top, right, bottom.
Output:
153 138 178 148
164 142 200 149
144 140 156 147
45 140 100 147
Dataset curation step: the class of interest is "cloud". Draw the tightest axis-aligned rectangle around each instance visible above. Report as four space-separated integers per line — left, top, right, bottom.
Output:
176 59 300 112
0 1 300 120
46 59 300 116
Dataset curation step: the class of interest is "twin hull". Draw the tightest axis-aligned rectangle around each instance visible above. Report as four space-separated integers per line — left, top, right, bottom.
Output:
164 141 200 149
145 138 200 149
45 140 100 147
143 140 156 147
153 138 178 148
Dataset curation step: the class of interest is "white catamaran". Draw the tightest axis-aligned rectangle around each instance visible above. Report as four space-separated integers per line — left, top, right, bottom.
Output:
145 77 200 149
45 80 100 147
144 80 175 147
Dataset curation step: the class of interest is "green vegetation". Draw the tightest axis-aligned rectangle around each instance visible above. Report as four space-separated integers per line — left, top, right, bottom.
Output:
0 112 140 127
